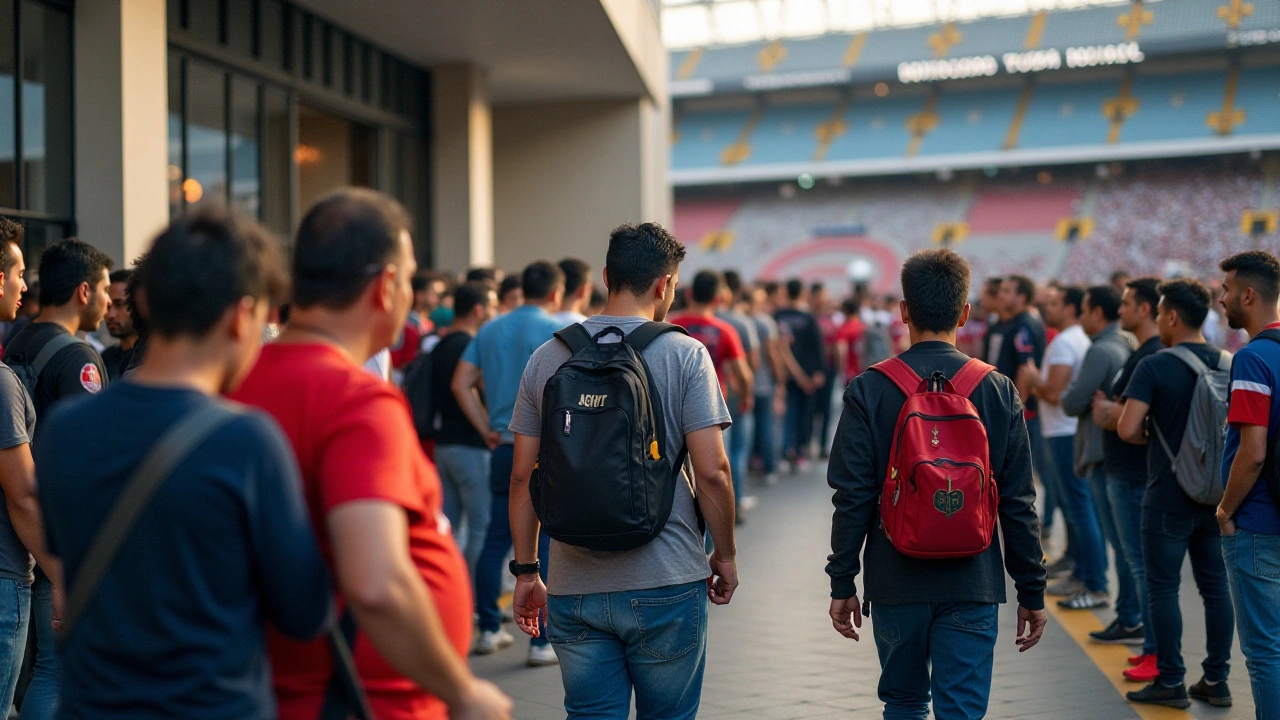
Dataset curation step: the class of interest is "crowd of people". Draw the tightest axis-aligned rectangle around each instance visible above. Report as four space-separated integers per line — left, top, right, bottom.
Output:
0 190 1275 720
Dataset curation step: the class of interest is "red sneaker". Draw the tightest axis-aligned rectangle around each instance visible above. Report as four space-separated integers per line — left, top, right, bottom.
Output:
1124 655 1159 683
1128 653 1151 667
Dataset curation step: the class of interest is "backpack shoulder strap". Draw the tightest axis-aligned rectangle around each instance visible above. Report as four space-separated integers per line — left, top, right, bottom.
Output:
870 357 921 397
58 402 246 645
1217 350 1233 372
553 323 593 354
950 358 996 398
1165 345 1211 376
30 332 85 379
624 322 689 351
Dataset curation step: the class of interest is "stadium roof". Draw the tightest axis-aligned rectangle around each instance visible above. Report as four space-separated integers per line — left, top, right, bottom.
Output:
662 0 1141 49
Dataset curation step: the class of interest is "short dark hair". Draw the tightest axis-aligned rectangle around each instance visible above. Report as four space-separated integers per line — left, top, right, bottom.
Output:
139 208 288 338
785 279 804 301
984 276 1003 291
410 275 428 293
466 267 498 284
126 253 149 337
691 270 722 304
0 217 22 274
604 222 686 296
1221 250 1280 305
900 248 970 333
499 275 521 298
109 269 133 285
1084 285 1120 322
723 270 743 294
1059 285 1085 317
522 261 564 301
1125 277 1161 316
1110 270 1131 284
39 238 113 307
453 281 491 318
762 281 780 296
1158 278 1212 329
1006 274 1035 303
558 258 591 297
292 188 410 310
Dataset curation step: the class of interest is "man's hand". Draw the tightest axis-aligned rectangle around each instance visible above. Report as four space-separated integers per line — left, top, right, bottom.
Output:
1016 359 1039 387
829 596 862 641
773 388 787 417
1015 606 1047 652
1216 506 1237 537
51 583 64 629
707 550 738 605
812 372 826 390
482 430 501 450
451 678 514 720
1091 392 1117 428
512 575 547 637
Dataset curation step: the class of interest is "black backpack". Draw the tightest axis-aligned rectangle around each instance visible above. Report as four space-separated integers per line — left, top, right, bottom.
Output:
530 322 690 552
401 346 437 442
8 332 85 402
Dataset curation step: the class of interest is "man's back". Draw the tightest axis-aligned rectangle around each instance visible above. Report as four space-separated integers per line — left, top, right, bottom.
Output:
431 331 485 448
35 382 331 720
3 321 107 417
509 315 730 596
1222 334 1280 535
231 342 472 720
669 313 743 389
465 305 563 438
775 308 823 376
1039 325 1090 438
992 311 1046 411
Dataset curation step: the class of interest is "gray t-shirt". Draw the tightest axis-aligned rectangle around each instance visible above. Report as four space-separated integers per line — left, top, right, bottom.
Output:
510 314 732 595
752 313 780 396
0 364 36 583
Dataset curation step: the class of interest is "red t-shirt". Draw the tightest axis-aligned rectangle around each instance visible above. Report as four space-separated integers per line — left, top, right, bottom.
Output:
230 343 472 720
834 317 866 378
669 313 745 392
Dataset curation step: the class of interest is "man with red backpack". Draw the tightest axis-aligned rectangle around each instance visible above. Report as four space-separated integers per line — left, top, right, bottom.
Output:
827 248 1047 719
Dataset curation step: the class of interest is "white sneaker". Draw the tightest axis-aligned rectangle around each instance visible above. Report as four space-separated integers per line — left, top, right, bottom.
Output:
472 629 514 655
527 644 559 667
738 495 759 512
764 473 779 486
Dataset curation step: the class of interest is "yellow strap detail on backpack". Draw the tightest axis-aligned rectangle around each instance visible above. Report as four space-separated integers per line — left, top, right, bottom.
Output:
650 440 661 461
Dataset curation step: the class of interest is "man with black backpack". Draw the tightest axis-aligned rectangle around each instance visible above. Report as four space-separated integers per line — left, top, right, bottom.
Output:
1215 250 1280 716
1118 278 1235 709
507 222 738 719
826 248 1046 719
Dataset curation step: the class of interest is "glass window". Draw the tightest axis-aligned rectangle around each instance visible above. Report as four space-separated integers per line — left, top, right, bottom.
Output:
356 43 369 102
20 0 73 216
260 0 284 71
367 50 382 108
394 131 425 223
168 53 184 219
1 0 16 209
310 17 324 84
167 0 183 31
226 0 254 56
230 76 259 218
185 62 227 208
261 86 290 237
342 35 353 96
301 11 313 79
19 218 71 267
188 0 221 44
322 23 334 88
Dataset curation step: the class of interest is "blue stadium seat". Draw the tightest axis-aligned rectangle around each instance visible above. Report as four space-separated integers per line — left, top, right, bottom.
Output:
1017 78 1121 148
1123 70 1224 142
822 94 921 160
1236 67 1280 137
672 108 754 169
918 87 1021 155
748 103 834 164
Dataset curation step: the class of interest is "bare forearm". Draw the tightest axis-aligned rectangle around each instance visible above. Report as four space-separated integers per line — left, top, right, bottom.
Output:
696 463 736 556
1222 431 1267 516
509 482 540 564
6 499 59 579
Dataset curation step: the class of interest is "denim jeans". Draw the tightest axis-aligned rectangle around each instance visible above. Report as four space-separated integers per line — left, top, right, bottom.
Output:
782 385 815 460
1142 506 1233 686
816 370 836 451
547 580 708 720
1087 467 1135 622
725 396 752 507
1027 417 1065 547
751 394 776 474
22 574 58 720
1221 528 1280 714
435 443 492 576
475 444 550 645
1105 473 1156 655
1047 437 1107 592
0 578 29 714
871 601 999 719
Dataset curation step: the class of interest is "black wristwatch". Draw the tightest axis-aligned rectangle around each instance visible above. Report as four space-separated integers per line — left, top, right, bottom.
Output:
509 559 540 577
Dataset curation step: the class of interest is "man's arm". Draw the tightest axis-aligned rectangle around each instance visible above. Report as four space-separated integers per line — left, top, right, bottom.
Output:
686 424 738 605
825 384 877 600
1218 424 1267 533
1117 398 1150 444
992 387 1048 652
1027 364 1073 406
329 502 511 717
1060 347 1115 417
452 360 499 448
509 433 545 637
0 444 62 588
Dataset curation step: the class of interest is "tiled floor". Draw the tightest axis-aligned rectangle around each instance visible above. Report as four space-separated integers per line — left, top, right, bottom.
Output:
472 460 1257 719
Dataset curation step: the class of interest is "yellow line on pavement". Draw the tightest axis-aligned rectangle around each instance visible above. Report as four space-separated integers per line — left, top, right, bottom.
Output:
1045 601 1187 720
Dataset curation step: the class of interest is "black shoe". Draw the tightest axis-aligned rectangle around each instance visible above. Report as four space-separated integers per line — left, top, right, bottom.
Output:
1127 682 1190 709
1089 618 1144 644
1188 677 1232 707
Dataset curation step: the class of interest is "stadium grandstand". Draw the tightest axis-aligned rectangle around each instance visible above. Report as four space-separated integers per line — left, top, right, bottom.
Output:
664 0 1280 291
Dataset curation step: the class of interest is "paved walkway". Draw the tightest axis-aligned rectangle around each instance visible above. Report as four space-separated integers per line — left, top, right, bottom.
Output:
473 460 1257 719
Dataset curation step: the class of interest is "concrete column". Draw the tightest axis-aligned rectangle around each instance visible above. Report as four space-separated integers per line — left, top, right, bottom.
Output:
430 65 493 272
74 0 170 268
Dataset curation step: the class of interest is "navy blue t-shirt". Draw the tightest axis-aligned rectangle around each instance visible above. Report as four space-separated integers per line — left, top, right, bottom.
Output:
1222 328 1280 534
35 382 333 720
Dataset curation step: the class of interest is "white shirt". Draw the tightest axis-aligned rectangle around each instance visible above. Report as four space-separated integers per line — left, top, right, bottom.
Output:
1039 324 1091 438
551 310 587 326
363 348 391 382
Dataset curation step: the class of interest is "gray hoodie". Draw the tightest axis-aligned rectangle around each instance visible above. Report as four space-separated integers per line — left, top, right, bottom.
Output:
1061 322 1134 477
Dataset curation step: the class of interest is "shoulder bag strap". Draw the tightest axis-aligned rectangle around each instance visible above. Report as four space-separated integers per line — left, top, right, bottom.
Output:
624 321 688 351
1165 345 1211 377
869 357 921 397
949 358 996 398
553 324 593 354
319 607 375 720
31 333 85 379
58 403 244 645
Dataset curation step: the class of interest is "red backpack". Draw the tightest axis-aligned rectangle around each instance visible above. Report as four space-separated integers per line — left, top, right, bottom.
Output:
872 357 998 559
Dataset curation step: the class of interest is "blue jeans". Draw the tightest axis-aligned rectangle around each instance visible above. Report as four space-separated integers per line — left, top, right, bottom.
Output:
547 580 708 719
1142 506 1233 686
22 574 58 720
872 601 999 719
0 578 30 713
475 444 550 645
1028 417 1064 542
1222 528 1280 714
1105 473 1156 654
1088 467 1134 620
1047 437 1107 592
436 443 492 576
726 396 752 507
782 385 815 460
751 394 776 474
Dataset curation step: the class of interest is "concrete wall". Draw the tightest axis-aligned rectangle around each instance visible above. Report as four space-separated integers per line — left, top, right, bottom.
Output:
430 65 493 272
491 98 670 273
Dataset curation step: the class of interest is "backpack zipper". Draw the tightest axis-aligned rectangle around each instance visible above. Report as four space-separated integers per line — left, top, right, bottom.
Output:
908 458 986 492
564 410 572 436
894 412 982 457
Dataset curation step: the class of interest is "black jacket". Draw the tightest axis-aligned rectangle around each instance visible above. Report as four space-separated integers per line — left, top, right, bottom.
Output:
826 341 1046 610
